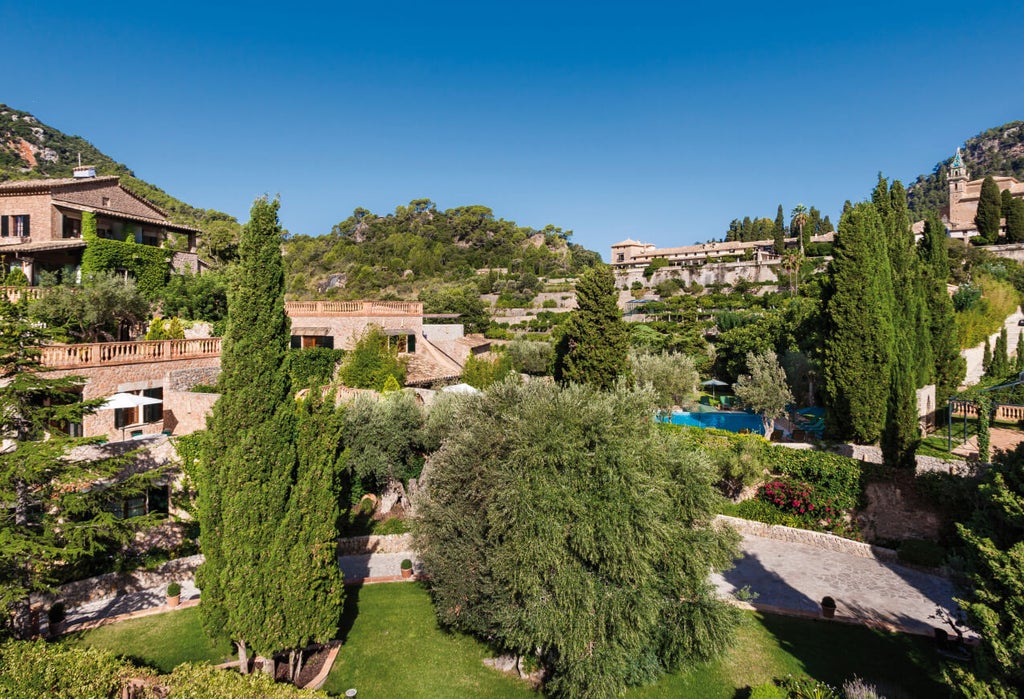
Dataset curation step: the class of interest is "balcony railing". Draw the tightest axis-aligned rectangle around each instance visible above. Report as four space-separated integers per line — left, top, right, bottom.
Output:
1 286 51 303
285 300 423 316
39 338 222 369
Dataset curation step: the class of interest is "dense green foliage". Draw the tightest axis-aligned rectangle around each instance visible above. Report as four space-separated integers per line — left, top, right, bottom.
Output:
506 337 554 375
975 176 1003 244
338 326 407 389
949 443 1024 697
630 350 699 409
154 270 230 327
29 272 150 343
418 283 490 333
342 391 425 496
417 380 740 699
285 347 346 388
80 225 173 298
0 298 161 637
920 214 966 403
283 200 600 298
733 351 793 435
954 274 1019 349
908 121 1024 218
553 265 629 389
196 198 342 674
0 639 146 698
461 352 515 389
724 206 831 243
823 202 894 443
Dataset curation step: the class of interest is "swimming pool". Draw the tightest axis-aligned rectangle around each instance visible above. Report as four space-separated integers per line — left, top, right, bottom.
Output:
659 410 764 435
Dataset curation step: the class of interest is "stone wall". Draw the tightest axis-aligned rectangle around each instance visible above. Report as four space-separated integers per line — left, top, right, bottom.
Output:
47 356 220 441
336 533 413 556
716 515 898 563
162 390 219 436
613 258 782 292
45 554 204 608
831 443 973 475
167 366 221 392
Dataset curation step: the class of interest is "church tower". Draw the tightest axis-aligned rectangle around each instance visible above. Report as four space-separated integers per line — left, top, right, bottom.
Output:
948 147 969 224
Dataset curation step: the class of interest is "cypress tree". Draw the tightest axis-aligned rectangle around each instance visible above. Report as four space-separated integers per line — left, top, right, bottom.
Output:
975 176 1002 244
823 203 895 443
1001 188 1014 214
919 214 965 404
1017 331 1024 375
1006 197 1024 243
881 180 921 467
196 197 308 672
554 265 628 389
982 339 992 374
989 327 1010 379
773 204 786 254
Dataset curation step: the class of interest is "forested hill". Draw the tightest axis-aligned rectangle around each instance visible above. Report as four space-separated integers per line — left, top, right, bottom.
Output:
0 103 236 228
908 121 1024 219
283 200 602 299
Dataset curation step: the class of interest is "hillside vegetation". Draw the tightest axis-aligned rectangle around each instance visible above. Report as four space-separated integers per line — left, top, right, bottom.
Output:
0 104 235 229
283 200 602 299
908 121 1024 218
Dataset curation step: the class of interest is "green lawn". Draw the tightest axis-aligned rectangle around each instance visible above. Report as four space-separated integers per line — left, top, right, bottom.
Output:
67 583 950 697
64 607 233 673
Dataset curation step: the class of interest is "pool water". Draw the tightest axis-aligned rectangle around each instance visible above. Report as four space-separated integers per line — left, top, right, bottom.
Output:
660 410 764 435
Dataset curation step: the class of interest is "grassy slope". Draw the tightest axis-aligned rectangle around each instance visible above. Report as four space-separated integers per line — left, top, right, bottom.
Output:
68 583 948 698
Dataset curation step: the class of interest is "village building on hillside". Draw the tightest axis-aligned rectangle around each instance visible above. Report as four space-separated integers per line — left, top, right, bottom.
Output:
0 166 200 283
918 148 1024 240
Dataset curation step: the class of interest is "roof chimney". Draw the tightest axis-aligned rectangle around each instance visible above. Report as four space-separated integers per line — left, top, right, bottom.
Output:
73 165 96 179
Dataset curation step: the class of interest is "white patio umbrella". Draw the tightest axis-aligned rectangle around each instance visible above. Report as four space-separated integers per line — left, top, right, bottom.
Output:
98 393 163 441
441 383 480 395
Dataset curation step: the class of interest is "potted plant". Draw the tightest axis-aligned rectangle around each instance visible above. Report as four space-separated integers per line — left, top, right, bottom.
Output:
400 559 413 579
47 601 66 637
820 595 836 619
166 582 182 608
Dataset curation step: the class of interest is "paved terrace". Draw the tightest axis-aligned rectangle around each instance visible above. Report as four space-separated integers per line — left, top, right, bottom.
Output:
61 534 965 641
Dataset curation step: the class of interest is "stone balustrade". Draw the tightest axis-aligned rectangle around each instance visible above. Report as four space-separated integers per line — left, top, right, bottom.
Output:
39 338 222 369
1 285 51 302
285 300 423 316
950 401 1024 423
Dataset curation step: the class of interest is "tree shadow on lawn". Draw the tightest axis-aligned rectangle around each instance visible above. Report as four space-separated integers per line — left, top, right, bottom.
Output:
757 612 952 698
337 583 360 645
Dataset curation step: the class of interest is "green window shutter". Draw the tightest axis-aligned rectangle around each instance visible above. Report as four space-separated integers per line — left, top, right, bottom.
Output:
1 216 7 237
23 215 29 237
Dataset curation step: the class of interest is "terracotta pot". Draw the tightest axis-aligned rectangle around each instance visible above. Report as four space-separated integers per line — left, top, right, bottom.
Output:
821 605 836 619
401 568 412 579
166 594 181 608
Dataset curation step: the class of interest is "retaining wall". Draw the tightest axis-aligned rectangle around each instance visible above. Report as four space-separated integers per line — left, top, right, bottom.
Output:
336 533 413 555
46 554 204 608
716 515 899 563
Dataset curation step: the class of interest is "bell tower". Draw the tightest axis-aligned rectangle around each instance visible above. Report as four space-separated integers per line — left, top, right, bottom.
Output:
948 147 969 224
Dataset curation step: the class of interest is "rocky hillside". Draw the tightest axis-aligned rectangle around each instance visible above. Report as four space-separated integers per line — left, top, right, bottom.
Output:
908 121 1024 218
0 104 235 228
283 201 601 300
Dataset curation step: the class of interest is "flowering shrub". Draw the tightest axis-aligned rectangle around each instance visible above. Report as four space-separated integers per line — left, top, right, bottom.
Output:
754 478 859 537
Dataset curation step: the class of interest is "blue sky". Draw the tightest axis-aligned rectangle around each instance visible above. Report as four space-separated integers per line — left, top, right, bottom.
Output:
4 1 1022 260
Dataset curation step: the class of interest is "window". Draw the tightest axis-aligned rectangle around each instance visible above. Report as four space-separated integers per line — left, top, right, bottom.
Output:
114 407 138 428
0 214 29 238
142 388 163 424
101 196 111 207
62 216 81 239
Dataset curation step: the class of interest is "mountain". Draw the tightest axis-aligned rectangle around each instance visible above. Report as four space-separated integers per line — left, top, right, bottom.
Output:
283 201 602 300
908 121 1024 218
0 103 235 227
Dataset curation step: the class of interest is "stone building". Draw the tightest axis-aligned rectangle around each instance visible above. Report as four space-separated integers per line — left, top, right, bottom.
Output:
0 166 200 283
939 148 1024 239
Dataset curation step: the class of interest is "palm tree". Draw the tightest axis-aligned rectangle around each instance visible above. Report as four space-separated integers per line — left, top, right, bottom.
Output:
781 249 803 295
791 204 809 253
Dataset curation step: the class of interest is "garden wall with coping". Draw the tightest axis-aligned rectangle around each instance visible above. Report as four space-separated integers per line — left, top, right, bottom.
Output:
336 533 413 556
832 443 973 476
44 554 203 608
716 515 898 563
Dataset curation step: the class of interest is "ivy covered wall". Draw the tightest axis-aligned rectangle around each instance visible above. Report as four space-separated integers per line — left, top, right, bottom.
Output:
80 212 173 298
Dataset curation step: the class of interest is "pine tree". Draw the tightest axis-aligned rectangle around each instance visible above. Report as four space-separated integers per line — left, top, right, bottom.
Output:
773 204 786 254
554 265 628 389
196 197 336 674
975 176 1002 244
0 299 160 636
823 202 895 443
1006 197 1024 243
